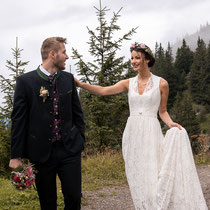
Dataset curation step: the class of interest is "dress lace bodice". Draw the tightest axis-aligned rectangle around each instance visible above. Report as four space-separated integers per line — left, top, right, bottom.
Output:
128 74 161 117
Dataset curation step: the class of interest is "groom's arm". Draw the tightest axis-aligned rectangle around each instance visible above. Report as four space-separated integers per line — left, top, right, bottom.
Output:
10 76 28 160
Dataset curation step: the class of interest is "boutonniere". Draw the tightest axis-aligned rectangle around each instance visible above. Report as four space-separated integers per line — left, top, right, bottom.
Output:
40 86 49 102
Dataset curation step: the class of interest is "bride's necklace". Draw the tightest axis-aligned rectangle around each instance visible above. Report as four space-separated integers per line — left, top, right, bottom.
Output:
135 73 153 94
138 81 147 88
137 74 151 88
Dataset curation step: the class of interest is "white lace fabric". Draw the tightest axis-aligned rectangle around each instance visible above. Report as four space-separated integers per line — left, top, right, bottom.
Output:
134 74 154 94
122 74 208 210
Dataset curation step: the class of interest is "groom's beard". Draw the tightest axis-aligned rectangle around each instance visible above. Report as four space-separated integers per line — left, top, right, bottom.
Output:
54 55 66 70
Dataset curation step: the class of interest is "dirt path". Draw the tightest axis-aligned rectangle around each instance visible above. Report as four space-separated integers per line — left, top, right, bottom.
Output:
82 165 210 210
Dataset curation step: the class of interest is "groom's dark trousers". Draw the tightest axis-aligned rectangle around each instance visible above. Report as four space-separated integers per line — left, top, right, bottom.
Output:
34 140 81 210
11 67 85 210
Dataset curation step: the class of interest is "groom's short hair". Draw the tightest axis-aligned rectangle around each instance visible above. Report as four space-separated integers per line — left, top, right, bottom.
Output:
41 37 67 60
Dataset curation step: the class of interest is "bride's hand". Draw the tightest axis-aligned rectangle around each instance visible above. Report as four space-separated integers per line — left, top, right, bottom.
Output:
168 122 182 130
74 77 81 87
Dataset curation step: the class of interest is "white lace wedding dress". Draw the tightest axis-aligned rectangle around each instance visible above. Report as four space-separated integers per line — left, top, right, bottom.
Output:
122 74 208 210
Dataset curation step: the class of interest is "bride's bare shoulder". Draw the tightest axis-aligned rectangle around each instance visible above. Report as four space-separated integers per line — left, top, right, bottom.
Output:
160 78 169 88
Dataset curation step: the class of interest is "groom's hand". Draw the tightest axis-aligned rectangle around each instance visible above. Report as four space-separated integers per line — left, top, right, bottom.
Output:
9 158 23 170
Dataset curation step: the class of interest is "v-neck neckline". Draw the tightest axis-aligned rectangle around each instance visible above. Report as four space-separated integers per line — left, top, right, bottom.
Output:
136 74 152 96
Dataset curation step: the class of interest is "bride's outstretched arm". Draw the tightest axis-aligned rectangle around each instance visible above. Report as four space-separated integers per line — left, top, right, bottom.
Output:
158 78 181 130
74 77 129 96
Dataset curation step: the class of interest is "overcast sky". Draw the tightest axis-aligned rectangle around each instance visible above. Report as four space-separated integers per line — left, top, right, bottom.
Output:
0 0 210 98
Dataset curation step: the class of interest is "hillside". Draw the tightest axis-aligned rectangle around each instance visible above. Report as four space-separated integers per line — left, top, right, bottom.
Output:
172 22 210 55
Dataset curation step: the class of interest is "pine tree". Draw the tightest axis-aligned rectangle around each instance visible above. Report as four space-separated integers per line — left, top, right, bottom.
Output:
152 43 165 76
0 121 10 174
189 37 207 104
174 39 193 92
72 1 137 150
153 43 176 111
202 42 210 106
0 37 29 121
163 43 177 110
170 92 201 152
0 37 29 173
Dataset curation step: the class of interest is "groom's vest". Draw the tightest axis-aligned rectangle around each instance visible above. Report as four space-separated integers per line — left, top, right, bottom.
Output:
48 74 62 142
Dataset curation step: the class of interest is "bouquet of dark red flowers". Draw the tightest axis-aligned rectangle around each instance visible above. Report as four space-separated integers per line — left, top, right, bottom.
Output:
11 163 36 190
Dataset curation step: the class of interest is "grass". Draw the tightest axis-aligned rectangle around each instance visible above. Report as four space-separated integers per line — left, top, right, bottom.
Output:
194 152 210 165
0 177 65 210
0 150 209 209
0 151 126 209
81 150 126 191
0 178 39 209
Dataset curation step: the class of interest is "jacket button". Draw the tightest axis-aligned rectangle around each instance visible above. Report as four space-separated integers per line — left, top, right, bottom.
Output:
48 138 51 141
49 125 52 128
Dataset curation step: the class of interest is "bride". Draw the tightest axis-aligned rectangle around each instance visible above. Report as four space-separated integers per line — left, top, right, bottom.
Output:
74 42 208 209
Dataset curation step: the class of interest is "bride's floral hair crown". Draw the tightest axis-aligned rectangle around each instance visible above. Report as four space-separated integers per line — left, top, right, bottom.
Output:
130 42 155 67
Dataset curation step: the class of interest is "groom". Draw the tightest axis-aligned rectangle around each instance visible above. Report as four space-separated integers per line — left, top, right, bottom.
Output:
9 37 85 210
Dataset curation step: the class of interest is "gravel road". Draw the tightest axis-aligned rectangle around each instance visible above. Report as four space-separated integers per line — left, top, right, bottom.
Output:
82 165 210 210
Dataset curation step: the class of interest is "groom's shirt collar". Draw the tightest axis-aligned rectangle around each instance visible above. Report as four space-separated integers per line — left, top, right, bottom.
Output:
39 65 57 77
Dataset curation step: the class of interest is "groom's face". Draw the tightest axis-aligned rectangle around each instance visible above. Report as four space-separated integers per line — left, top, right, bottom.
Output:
54 43 69 70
